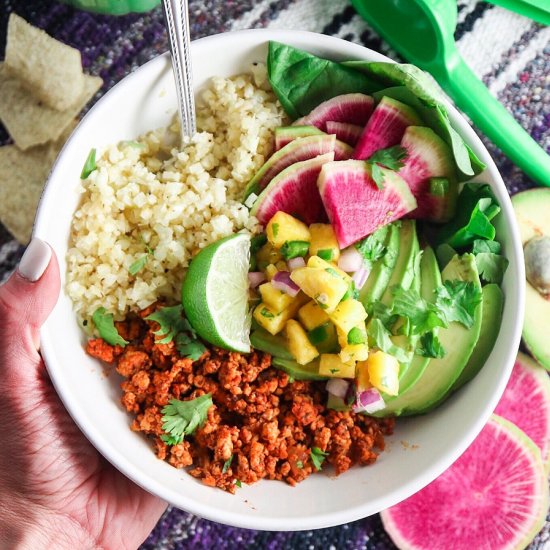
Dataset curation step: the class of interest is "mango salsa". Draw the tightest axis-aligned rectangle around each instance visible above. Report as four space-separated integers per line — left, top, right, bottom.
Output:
298 300 330 330
266 211 310 248
365 350 400 396
307 255 351 282
319 354 356 378
309 224 340 261
340 343 369 363
285 319 319 365
259 282 294 313
329 299 368 334
290 267 349 313
256 243 281 270
252 293 308 335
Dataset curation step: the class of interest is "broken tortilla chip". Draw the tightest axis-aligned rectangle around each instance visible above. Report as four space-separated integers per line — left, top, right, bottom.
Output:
5 13 84 111
0 63 102 150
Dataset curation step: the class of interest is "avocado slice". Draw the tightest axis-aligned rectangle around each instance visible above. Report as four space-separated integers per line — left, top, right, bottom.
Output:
374 246 442 417
452 283 504 391
250 329 293 360
512 189 550 371
382 253 483 416
359 222 400 307
271 357 327 381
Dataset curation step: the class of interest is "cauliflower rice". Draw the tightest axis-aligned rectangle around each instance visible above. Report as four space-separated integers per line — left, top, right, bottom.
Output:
66 64 287 322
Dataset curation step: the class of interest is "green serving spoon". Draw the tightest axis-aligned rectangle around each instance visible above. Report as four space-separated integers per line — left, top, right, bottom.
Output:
484 0 550 26
351 0 550 186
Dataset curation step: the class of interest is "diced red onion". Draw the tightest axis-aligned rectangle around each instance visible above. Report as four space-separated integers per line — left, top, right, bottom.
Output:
338 247 363 272
244 193 258 208
352 266 370 290
272 271 300 297
326 378 350 399
353 388 385 414
248 271 266 289
287 256 306 271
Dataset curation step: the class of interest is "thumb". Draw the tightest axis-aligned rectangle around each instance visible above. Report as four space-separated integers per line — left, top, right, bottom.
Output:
0 238 60 361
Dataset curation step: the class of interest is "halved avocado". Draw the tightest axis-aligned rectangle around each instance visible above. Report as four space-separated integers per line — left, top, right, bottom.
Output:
385 253 483 416
512 189 550 371
250 328 293 360
272 357 327 381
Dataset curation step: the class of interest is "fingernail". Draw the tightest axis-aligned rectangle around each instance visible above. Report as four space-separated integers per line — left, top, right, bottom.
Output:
18 238 52 282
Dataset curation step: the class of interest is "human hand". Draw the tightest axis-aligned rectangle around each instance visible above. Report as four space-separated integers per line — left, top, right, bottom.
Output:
0 239 167 550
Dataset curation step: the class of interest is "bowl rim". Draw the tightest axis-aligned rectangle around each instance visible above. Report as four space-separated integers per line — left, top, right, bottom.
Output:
34 28 525 531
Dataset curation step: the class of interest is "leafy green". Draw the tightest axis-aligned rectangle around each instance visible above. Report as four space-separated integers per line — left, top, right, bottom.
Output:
391 286 445 335
92 307 128 347
250 233 267 254
80 148 97 179
128 255 149 276
222 454 234 474
267 41 379 119
310 446 329 471
368 145 408 172
436 184 501 249
161 394 213 445
472 239 501 255
234 479 242 488
355 227 387 266
435 280 482 328
475 253 509 284
435 243 457 271
367 318 411 363
280 240 309 260
146 305 206 360
416 331 446 358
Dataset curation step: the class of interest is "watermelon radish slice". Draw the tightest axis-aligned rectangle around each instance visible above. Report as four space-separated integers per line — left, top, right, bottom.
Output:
382 415 549 550
243 134 336 200
318 160 417 248
274 125 324 150
334 139 354 161
325 121 362 146
398 126 458 222
494 352 550 470
250 153 334 225
295 93 374 131
353 96 422 160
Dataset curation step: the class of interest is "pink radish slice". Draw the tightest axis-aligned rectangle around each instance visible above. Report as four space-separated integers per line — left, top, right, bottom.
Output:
381 415 549 550
334 139 354 161
296 93 374 131
494 352 550 469
274 126 324 151
325 121 363 146
354 96 422 160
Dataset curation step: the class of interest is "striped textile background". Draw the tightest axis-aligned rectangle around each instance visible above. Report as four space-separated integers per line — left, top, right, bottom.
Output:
0 1 548 548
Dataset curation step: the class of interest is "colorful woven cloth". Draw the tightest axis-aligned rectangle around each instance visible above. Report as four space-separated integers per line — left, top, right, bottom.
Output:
0 1 548 548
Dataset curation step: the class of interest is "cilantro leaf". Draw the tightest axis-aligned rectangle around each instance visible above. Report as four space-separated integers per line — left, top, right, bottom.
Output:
160 433 183 445
368 145 408 171
475 252 509 284
146 305 206 359
234 479 242 488
310 447 329 471
435 280 482 328
370 162 386 190
161 394 213 445
391 286 446 335
128 255 149 276
80 148 97 179
222 454 234 474
472 239 501 255
355 229 387 266
367 318 411 363
416 331 446 358
92 307 128 347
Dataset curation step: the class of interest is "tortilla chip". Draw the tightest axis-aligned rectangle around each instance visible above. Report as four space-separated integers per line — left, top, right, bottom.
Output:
0 124 77 243
5 14 84 111
0 63 102 150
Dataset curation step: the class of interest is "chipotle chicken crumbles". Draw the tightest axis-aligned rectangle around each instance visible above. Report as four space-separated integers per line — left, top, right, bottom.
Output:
87 305 394 493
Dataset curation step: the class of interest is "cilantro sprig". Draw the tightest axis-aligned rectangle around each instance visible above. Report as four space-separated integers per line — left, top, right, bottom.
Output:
366 146 408 189
80 148 97 179
416 331 446 359
310 447 329 471
435 280 482 328
128 240 155 276
92 307 128 347
146 305 206 360
161 394 213 445
367 318 411 363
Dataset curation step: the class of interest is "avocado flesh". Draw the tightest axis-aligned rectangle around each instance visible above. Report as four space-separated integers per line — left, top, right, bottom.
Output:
359 223 400 307
272 357 327 381
512 189 550 371
383 253 482 416
452 284 503 391
374 246 442 416
250 329 293 360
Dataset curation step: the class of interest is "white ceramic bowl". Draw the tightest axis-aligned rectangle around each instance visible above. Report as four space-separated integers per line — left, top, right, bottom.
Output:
35 30 524 531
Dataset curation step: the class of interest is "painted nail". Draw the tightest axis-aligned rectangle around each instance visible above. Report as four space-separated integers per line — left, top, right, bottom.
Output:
18 238 52 282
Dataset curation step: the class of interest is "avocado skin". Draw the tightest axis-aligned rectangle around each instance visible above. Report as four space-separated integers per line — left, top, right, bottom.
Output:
451 284 503 391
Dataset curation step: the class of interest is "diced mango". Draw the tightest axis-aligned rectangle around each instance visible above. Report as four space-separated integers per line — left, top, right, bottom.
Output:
336 326 348 348
285 319 319 365
266 212 310 248
265 263 278 281
290 267 349 313
355 360 372 392
340 343 369 364
298 300 330 330
259 282 294 313
366 350 400 396
256 243 281 270
318 354 356 379
253 303 289 335
275 260 288 271
329 299 368 334
309 224 340 261
307 255 351 281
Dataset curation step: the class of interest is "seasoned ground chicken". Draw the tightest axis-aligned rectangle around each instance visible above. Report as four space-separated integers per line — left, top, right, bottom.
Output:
86 306 394 493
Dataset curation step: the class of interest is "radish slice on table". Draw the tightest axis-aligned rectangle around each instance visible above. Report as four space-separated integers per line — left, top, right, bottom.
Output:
287 257 306 271
353 388 385 414
272 271 300 297
326 378 349 399
338 247 363 272
248 272 266 288
352 267 369 290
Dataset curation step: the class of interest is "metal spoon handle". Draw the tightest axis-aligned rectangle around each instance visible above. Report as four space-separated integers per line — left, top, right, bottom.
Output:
162 0 196 140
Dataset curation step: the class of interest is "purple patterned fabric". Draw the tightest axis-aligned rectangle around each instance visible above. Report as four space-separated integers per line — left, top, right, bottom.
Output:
0 1 548 548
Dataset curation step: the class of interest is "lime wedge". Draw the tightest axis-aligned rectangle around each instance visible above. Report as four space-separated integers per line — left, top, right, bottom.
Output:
182 233 251 353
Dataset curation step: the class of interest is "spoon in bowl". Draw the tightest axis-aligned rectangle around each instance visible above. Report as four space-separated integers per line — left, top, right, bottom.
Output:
351 0 550 186
162 0 196 141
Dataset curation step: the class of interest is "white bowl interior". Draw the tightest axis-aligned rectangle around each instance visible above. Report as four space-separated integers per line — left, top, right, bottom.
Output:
35 30 524 531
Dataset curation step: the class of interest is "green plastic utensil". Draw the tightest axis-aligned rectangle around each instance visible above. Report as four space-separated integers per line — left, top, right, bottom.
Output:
351 0 550 186
484 0 550 26
58 0 160 15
